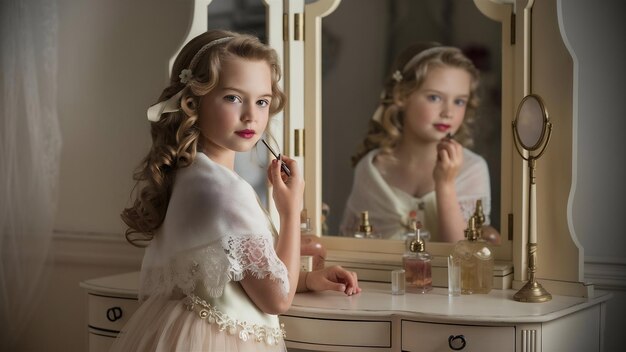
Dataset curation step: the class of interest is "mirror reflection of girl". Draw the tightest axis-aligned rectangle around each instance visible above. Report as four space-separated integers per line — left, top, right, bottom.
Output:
340 43 495 243
113 30 360 352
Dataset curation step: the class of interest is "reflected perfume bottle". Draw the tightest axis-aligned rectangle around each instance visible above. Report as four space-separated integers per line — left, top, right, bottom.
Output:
473 199 486 231
473 199 500 245
354 211 374 238
300 209 326 270
402 211 431 242
452 215 494 294
402 220 432 293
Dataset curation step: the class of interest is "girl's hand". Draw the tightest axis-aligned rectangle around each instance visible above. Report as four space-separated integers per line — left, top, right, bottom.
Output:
304 265 361 296
267 155 304 217
433 138 463 186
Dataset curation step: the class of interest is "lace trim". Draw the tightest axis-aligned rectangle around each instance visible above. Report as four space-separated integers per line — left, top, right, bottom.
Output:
140 234 289 300
183 294 286 346
223 234 289 296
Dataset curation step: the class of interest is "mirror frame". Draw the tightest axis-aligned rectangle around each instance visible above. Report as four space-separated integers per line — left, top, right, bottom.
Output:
301 0 514 262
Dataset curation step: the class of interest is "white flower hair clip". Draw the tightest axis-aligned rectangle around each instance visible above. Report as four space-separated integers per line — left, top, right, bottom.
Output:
392 70 403 83
179 69 193 84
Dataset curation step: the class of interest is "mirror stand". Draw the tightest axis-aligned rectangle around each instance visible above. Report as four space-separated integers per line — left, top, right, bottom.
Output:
512 94 552 302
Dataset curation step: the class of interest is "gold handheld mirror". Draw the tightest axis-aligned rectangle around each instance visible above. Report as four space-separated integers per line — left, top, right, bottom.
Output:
512 94 553 303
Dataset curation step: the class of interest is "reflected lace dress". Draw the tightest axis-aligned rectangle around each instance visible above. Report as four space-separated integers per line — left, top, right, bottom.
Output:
339 148 491 241
110 153 289 352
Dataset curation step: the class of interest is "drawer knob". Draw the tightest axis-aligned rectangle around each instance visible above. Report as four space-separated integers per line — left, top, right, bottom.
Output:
106 307 123 322
448 334 466 350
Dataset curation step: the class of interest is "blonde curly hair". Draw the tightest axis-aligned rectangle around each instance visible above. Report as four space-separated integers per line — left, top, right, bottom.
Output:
121 30 286 247
351 42 480 166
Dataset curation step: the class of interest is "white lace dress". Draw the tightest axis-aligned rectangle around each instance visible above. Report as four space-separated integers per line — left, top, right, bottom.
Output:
110 153 289 352
339 148 491 241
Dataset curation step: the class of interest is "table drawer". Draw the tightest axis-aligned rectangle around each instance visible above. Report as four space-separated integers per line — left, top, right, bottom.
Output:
88 330 116 352
402 320 514 352
282 315 391 347
87 293 140 332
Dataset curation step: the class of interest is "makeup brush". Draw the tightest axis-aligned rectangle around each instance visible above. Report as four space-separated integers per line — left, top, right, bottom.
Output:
261 139 291 177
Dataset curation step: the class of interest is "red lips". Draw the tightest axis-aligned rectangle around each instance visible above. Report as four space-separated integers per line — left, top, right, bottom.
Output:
235 129 255 139
433 123 451 132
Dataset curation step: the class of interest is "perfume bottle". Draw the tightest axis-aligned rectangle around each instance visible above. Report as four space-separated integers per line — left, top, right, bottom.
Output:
402 222 432 293
473 199 500 245
354 211 373 238
401 215 431 242
452 215 494 294
473 199 486 231
300 209 326 270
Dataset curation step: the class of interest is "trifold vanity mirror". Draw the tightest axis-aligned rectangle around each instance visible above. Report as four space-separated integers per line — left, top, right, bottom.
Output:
193 0 592 296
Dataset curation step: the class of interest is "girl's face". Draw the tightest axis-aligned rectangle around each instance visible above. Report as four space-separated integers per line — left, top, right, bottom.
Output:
198 56 273 156
400 65 471 144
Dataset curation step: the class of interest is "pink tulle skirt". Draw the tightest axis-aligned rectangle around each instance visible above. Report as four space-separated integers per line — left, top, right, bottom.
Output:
109 296 286 352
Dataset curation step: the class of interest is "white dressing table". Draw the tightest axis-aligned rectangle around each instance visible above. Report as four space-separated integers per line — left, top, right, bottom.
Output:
80 271 609 352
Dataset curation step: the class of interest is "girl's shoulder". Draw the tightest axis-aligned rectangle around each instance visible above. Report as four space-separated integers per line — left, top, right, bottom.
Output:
462 147 487 166
460 147 489 176
174 153 252 202
180 153 242 183
355 148 381 170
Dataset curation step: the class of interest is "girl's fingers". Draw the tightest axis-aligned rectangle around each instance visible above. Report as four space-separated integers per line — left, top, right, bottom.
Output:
278 155 298 176
266 161 273 184
269 159 283 186
437 139 462 165
438 148 450 164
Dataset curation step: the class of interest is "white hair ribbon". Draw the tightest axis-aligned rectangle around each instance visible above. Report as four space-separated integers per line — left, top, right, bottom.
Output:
147 90 184 122
370 46 458 123
371 104 384 123
401 46 457 73
371 90 388 122
146 36 234 122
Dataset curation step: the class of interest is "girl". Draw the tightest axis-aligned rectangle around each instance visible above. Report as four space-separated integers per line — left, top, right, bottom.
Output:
114 29 360 352
340 42 494 243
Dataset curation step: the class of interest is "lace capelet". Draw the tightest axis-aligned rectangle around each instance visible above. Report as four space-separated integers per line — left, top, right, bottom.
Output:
139 153 289 301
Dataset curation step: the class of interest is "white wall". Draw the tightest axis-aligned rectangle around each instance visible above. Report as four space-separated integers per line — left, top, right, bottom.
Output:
561 1 626 351
564 2 626 259
55 0 192 234
15 1 194 351
14 0 625 351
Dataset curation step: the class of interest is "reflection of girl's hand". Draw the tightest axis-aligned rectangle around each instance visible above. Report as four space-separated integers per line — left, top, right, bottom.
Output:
267 155 304 218
433 138 463 185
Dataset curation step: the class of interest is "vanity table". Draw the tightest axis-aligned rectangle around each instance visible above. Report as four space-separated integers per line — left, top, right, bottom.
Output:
80 271 609 352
